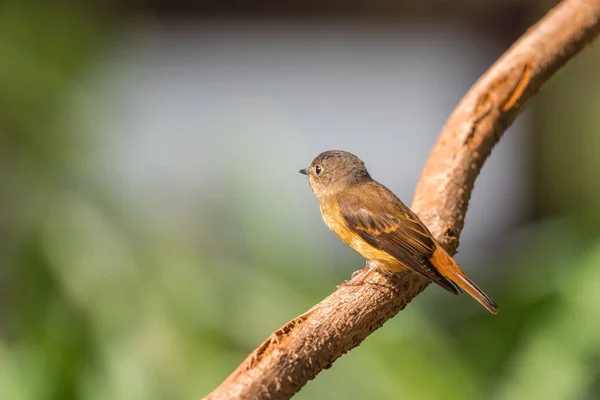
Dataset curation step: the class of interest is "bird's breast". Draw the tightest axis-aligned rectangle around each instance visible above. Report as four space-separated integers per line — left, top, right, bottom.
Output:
319 199 405 270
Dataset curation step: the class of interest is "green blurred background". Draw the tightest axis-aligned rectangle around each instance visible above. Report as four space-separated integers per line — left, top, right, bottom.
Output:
2 1 600 399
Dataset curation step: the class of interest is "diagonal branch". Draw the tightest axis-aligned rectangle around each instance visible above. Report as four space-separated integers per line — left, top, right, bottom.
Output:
204 0 600 399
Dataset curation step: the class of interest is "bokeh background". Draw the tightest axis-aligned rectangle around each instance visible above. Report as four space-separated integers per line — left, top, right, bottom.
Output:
2 1 600 399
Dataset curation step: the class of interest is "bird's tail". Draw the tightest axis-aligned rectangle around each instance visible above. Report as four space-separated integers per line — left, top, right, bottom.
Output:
429 244 499 314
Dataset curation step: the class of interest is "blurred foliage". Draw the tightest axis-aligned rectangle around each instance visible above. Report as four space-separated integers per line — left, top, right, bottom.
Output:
1 2 600 400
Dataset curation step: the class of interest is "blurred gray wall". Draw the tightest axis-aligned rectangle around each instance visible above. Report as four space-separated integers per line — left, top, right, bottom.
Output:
81 20 531 270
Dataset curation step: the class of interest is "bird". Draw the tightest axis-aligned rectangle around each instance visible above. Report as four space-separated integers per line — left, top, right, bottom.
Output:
299 150 499 314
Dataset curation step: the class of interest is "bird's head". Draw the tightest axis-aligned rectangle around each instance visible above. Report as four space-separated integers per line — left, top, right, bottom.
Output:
299 150 371 199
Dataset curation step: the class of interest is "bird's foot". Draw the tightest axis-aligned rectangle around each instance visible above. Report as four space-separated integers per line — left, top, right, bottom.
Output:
334 264 377 291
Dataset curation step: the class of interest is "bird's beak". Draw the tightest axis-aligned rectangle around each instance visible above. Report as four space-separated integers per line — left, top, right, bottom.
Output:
299 168 308 175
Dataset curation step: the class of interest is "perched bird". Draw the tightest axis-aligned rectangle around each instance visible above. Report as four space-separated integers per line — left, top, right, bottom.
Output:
299 150 499 314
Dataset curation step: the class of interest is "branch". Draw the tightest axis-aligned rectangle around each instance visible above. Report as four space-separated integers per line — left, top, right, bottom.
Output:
204 1 600 398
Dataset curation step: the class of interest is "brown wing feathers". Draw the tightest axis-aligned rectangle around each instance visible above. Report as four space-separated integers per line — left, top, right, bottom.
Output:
339 186 460 296
339 182 499 314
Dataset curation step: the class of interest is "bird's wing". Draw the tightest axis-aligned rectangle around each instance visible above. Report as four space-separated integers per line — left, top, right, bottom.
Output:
338 184 459 295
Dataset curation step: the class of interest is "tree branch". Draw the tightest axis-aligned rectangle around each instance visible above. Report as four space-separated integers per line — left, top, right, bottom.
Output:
204 1 600 398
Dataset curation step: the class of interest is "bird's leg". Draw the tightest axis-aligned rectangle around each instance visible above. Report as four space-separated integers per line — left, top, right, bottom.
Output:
350 265 368 279
352 263 378 285
334 261 378 291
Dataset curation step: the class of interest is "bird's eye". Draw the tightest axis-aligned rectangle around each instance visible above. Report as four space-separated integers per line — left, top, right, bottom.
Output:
315 165 323 175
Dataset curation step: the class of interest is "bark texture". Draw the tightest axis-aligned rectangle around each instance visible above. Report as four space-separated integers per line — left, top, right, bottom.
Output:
205 1 600 398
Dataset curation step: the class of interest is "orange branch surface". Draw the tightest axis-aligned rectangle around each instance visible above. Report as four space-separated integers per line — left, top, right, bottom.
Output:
205 1 600 398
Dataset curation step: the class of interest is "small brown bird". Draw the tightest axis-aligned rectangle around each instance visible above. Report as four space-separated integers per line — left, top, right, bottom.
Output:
300 150 499 314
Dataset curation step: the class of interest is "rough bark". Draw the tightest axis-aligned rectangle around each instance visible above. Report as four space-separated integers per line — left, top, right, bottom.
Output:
204 0 600 398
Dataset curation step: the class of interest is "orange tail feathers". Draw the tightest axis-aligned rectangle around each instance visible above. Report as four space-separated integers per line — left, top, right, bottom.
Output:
429 245 499 315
